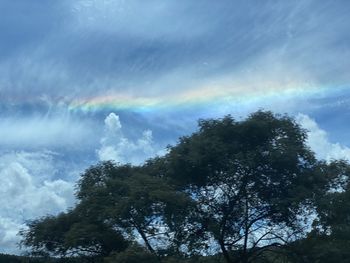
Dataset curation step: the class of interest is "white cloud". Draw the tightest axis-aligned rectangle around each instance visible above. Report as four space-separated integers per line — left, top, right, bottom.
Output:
97 113 163 164
0 151 75 254
0 114 96 149
297 114 350 161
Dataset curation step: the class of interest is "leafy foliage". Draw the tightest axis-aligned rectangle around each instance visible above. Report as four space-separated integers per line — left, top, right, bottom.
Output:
20 206 128 258
19 111 350 263
158 112 326 262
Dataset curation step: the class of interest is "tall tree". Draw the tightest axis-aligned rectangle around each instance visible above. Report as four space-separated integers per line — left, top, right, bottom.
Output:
160 111 325 263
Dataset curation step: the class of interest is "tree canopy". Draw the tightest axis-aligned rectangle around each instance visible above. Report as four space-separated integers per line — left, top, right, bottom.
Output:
19 111 350 263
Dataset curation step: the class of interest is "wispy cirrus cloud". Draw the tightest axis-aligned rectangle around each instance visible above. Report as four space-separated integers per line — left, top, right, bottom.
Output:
1 0 350 107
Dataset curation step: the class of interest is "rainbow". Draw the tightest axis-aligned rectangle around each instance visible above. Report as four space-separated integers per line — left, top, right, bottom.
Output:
68 83 349 113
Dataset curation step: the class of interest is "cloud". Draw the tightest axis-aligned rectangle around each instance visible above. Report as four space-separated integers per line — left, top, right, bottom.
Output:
1 0 350 108
0 113 98 151
297 114 350 161
0 151 75 254
97 113 163 164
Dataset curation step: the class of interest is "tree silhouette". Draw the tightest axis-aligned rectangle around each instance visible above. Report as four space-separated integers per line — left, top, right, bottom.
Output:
19 111 350 263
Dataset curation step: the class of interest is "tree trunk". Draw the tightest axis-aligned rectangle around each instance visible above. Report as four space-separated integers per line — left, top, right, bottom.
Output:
219 238 232 263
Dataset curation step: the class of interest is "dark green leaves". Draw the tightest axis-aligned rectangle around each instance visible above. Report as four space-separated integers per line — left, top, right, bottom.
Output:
19 111 350 263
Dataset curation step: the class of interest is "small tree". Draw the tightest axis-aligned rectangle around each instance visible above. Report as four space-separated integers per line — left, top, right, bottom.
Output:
76 162 192 258
294 161 350 263
20 162 191 260
19 209 128 259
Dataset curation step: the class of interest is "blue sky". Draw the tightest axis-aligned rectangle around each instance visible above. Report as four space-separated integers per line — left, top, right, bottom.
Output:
1 0 350 254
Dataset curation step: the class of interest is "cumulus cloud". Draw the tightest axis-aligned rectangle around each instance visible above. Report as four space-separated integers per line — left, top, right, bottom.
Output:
0 151 75 254
297 114 350 161
97 113 163 164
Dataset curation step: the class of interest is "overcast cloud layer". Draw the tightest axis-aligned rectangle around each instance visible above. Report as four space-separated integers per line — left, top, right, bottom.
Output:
1 0 350 102
1 0 350 254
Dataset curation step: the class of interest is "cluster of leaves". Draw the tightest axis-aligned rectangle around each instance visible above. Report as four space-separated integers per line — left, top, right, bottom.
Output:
19 111 350 263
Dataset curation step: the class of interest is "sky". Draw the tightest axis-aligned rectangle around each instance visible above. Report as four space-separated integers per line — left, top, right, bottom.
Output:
1 0 350 254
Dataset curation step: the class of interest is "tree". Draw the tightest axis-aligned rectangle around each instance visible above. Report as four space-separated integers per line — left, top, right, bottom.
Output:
20 111 349 263
20 162 191 260
292 161 350 263
75 162 192 258
19 208 128 260
158 111 325 263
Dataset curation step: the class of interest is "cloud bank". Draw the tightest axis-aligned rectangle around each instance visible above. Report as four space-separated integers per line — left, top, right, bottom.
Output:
0 151 75 254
